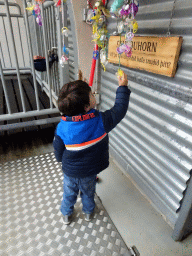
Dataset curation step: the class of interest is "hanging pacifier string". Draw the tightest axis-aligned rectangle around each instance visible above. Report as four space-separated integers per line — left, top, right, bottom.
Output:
61 0 64 47
132 0 134 20
119 33 121 68
167 0 176 36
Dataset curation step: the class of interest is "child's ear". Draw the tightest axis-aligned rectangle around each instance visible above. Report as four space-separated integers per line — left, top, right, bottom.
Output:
84 104 90 113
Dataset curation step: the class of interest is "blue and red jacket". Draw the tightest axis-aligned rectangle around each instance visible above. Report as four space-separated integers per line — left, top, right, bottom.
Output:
53 86 131 178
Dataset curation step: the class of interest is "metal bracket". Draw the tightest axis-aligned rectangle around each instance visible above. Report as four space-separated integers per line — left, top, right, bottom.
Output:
126 245 140 256
93 93 100 105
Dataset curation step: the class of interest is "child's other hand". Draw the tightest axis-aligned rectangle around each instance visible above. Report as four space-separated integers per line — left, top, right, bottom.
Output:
118 71 128 86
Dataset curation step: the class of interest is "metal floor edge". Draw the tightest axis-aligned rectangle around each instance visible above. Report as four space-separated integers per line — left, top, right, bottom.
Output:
0 152 137 256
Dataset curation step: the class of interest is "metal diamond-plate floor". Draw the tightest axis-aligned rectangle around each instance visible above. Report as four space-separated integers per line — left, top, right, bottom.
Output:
0 152 131 256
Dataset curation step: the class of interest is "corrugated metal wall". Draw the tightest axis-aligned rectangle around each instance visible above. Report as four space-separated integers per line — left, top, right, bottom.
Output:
100 0 192 228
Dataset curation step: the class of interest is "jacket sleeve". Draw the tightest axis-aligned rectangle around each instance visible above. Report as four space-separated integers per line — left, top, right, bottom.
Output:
53 128 65 162
101 86 131 133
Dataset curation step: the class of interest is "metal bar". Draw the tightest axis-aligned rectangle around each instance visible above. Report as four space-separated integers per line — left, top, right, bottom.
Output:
55 4 64 90
0 49 11 114
45 9 51 51
23 0 40 111
4 0 26 112
41 80 58 101
48 7 53 51
0 116 60 131
0 37 5 68
66 1 79 81
35 72 58 108
0 13 23 18
38 26 45 84
0 108 59 122
41 3 53 108
2 68 30 70
2 17 12 67
17 17 25 67
49 6 57 94
38 19 43 56
43 1 55 8
51 5 57 95
44 9 48 85
0 1 22 15
47 7 54 93
31 12 39 56
38 24 44 83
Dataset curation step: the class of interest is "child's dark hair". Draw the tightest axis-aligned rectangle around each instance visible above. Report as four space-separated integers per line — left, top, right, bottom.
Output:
58 80 91 116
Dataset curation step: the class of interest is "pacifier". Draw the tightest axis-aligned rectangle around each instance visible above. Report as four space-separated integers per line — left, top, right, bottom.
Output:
116 68 123 78
62 27 69 37
60 55 68 67
117 21 124 34
36 15 42 26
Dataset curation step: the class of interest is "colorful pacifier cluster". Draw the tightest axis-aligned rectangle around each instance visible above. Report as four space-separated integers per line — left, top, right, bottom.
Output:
60 28 69 67
58 0 69 68
110 0 139 77
88 1 110 72
26 1 45 26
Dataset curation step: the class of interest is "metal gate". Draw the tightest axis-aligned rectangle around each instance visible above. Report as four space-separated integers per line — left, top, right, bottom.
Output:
99 0 192 240
0 0 77 132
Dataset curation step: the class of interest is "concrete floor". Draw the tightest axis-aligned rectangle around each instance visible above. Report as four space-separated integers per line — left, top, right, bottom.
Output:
96 159 192 256
1 130 192 256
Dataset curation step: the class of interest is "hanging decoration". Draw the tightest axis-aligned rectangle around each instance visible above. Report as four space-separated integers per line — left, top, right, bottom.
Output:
26 1 43 27
60 0 69 68
60 55 69 67
28 0 59 71
56 0 62 7
110 0 124 14
62 27 69 37
87 0 139 85
110 0 139 77
93 50 100 60
35 0 45 3
89 0 111 86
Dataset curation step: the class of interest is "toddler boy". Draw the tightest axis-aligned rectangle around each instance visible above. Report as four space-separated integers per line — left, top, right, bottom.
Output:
53 72 131 224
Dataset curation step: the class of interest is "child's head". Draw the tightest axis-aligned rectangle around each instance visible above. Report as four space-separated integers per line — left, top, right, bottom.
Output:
58 80 96 116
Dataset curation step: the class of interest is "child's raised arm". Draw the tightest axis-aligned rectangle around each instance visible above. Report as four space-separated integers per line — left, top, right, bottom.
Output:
101 71 131 133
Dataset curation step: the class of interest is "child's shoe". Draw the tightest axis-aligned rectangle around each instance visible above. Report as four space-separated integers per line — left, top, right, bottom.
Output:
85 213 92 222
63 214 72 225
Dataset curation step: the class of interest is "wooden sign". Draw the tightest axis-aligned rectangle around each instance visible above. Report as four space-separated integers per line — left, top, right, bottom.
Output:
108 36 183 77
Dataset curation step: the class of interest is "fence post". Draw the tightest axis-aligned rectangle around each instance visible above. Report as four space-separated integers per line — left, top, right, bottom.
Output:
4 0 26 112
0 44 11 114
40 2 53 108
23 0 40 111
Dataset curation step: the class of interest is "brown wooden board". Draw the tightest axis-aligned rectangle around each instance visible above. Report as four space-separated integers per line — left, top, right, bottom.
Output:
108 36 183 77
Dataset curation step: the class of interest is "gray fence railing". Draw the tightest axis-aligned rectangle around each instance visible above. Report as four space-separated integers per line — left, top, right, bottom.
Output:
0 0 70 131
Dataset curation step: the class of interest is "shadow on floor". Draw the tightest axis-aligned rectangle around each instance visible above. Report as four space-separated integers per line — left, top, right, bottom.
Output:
0 127 56 163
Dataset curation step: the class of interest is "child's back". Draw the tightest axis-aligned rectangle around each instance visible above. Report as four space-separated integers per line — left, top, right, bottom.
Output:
53 72 131 224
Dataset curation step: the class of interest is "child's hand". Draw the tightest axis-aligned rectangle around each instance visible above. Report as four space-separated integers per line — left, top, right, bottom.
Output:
118 71 128 87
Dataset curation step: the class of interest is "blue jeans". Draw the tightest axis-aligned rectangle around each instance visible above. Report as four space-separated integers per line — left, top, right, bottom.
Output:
61 174 97 216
